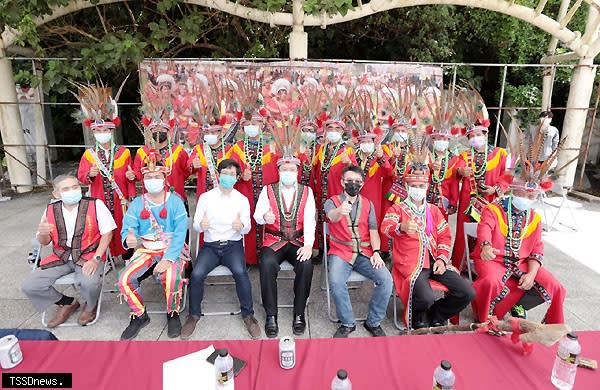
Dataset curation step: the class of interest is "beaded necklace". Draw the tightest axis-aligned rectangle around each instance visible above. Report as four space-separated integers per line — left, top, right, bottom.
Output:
278 184 299 222
394 143 409 176
506 196 531 256
320 142 343 172
96 142 115 177
244 135 263 170
470 145 488 178
431 150 449 184
207 139 225 168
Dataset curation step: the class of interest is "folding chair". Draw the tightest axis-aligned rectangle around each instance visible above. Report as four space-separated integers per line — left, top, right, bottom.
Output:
392 280 451 331
322 222 370 323
200 265 242 316
545 182 579 232
460 222 477 281
30 243 113 328
276 260 312 309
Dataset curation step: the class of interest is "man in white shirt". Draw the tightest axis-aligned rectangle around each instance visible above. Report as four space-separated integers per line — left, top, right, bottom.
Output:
22 174 115 327
181 159 261 339
525 110 560 164
254 157 316 337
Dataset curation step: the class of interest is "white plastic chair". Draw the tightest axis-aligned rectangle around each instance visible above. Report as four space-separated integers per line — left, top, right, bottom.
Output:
322 222 369 322
460 222 477 281
544 182 579 232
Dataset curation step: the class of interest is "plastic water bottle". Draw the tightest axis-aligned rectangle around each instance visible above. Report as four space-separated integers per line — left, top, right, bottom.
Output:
433 360 455 389
214 349 234 389
331 369 352 390
551 332 581 390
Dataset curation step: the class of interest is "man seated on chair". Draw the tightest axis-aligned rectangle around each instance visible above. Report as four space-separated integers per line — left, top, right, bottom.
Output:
471 142 566 324
180 159 261 340
118 151 189 340
381 158 475 330
325 165 393 338
22 174 115 328
254 154 316 338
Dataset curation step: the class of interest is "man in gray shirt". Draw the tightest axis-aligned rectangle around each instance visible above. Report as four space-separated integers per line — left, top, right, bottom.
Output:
525 110 560 163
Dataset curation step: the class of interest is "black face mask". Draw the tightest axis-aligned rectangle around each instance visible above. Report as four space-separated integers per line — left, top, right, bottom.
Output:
153 132 168 143
344 183 361 197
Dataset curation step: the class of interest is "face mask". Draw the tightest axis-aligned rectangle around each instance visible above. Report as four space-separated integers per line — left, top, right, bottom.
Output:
469 135 487 149
393 132 408 142
360 143 375 154
244 125 260 138
144 178 164 194
512 196 534 211
279 171 297 186
61 189 82 205
541 118 552 126
153 132 168 143
344 182 361 197
94 132 112 144
219 174 237 189
327 131 342 143
301 131 316 142
407 186 427 202
433 140 449 152
204 134 218 145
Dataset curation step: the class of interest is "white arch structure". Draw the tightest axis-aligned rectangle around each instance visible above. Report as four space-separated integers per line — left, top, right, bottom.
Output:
1 0 598 191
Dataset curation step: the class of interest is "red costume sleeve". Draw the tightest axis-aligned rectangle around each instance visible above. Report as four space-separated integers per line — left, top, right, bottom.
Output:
432 206 452 263
187 146 200 174
124 150 137 199
380 204 403 239
77 152 93 185
443 155 461 208
133 148 144 181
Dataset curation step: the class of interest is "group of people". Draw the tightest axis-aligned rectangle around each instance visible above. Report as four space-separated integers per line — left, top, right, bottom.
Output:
21 71 567 341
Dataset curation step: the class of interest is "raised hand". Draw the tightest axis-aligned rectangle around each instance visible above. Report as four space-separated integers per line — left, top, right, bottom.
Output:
242 167 252 181
232 212 244 232
338 201 353 216
200 213 210 231
264 207 276 225
125 164 136 181
126 228 138 249
89 165 100 178
38 216 53 236
341 152 352 165
375 144 384 159
192 156 202 170
400 219 419 234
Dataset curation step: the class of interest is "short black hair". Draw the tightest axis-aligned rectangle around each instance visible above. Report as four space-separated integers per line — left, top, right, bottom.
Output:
540 110 554 118
342 165 364 179
217 159 241 176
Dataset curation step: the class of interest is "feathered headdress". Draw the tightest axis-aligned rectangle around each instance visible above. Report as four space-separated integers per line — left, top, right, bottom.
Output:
235 73 267 123
140 82 176 148
190 73 229 133
502 117 566 193
323 85 355 130
404 122 431 185
348 92 384 144
271 117 302 166
457 83 490 134
423 83 464 138
296 87 327 132
382 83 416 130
71 76 127 131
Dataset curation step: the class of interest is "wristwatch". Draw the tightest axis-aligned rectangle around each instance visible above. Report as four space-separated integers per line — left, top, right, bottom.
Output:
94 255 102 262
373 249 381 254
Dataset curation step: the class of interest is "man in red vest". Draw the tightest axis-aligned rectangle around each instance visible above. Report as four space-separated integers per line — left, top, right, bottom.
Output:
254 156 316 337
325 165 392 338
22 175 116 327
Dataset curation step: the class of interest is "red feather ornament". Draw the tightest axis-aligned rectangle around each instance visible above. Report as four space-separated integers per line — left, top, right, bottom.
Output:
482 119 491 127
540 180 553 192
410 118 416 126
112 116 121 127
219 115 227 126
141 116 151 127
374 127 383 136
83 119 92 128
258 107 268 117
426 125 433 134
235 111 243 122
387 115 394 127
168 118 176 129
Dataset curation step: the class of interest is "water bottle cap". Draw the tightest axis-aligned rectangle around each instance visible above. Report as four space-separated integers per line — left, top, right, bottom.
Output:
567 332 578 340
441 360 452 370
218 348 229 357
337 369 348 380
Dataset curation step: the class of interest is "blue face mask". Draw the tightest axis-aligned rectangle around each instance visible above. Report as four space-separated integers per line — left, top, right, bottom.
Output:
280 171 297 186
219 174 237 189
512 196 534 211
61 189 82 205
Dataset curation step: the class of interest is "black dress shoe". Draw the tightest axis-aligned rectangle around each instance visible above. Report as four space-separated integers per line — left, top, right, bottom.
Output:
167 312 182 338
412 311 428 330
333 325 356 338
292 313 306 335
265 315 278 338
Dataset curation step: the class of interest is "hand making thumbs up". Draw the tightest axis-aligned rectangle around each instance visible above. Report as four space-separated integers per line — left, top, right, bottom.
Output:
38 215 53 236
126 228 138 249
242 167 252 181
89 164 100 178
125 164 136 181
341 151 352 165
264 207 276 224
200 213 210 230
232 212 244 232
400 219 419 234
192 155 202 170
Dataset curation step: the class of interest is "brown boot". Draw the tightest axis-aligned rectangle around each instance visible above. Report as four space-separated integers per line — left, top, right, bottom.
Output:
243 315 261 339
180 315 200 340
47 301 80 328
77 303 97 326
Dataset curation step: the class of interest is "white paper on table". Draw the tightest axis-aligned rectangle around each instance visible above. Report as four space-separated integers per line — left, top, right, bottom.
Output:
163 345 217 390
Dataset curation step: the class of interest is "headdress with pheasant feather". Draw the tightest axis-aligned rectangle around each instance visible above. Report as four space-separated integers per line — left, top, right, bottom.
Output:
422 83 464 138
190 74 229 134
381 83 416 130
457 83 490 135
348 92 384 143
235 73 268 123
271 117 302 167
404 123 431 185
323 86 355 130
296 87 327 133
71 77 127 131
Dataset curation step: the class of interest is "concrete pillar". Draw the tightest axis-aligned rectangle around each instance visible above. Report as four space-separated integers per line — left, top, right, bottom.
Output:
540 0 570 110
288 0 308 60
33 62 47 185
0 39 33 193
556 57 596 187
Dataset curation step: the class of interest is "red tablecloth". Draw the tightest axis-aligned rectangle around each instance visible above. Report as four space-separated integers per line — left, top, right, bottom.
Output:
4 332 599 389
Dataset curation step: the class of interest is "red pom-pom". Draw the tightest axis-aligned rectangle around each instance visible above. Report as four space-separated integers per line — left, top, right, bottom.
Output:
168 118 176 129
140 209 150 219
374 127 383 136
83 119 92 128
482 119 491 128
295 115 301 126
316 118 323 128
235 111 243 122
352 129 359 139
258 107 268 117
112 116 121 127
159 208 167 218
387 115 394 127
410 117 416 126
219 115 227 126
426 125 433 134
319 112 328 122
141 116 151 127
540 180 553 191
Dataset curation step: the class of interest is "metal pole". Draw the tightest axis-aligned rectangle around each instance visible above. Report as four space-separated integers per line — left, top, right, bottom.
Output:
494 65 508 147
32 60 48 185
577 78 600 188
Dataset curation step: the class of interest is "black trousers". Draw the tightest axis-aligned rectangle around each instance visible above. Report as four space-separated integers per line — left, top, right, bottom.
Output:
412 267 476 322
259 243 314 317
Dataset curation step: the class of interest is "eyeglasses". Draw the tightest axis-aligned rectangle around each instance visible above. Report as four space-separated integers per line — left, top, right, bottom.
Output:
343 180 363 185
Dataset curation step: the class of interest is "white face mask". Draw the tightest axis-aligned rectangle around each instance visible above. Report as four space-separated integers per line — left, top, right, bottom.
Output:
327 131 342 143
94 132 112 144
244 125 260 138
469 135 487 149
407 186 427 202
433 140 449 152
393 132 408 143
301 131 316 142
144 178 164 194
203 134 218 145
279 171 297 186
512 196 534 211
61 189 82 205
360 142 375 154
541 118 552 126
